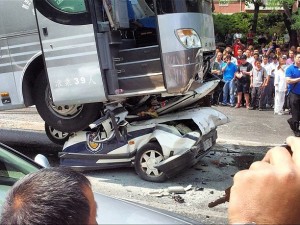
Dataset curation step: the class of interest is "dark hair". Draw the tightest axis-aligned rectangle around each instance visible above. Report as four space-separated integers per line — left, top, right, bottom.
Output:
0 168 91 225
225 55 232 60
256 58 262 63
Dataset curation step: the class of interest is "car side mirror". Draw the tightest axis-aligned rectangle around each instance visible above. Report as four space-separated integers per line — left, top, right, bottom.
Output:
34 154 51 168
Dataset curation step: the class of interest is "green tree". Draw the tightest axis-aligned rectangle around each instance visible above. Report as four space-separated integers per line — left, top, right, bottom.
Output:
265 0 299 46
244 0 266 33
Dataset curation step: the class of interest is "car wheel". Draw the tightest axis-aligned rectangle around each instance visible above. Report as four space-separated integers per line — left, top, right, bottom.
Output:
45 123 70 145
34 71 102 133
134 143 167 182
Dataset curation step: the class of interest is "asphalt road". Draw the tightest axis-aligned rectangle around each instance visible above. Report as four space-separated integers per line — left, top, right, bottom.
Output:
0 106 292 223
215 105 293 146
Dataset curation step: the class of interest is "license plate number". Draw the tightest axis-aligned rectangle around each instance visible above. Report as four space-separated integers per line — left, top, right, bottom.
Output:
203 138 212 151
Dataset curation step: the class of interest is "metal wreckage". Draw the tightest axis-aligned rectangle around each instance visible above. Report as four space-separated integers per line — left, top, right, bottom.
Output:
59 48 229 182
26 0 230 182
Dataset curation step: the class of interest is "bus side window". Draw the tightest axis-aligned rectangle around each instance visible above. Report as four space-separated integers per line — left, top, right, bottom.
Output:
46 0 87 13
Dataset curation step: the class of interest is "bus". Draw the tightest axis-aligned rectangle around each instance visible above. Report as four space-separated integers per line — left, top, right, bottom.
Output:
0 0 216 133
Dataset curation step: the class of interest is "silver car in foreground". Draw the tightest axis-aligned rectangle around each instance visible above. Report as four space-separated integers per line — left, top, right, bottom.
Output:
0 143 198 224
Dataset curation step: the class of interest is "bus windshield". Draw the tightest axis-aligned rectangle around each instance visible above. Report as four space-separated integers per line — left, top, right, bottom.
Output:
156 0 212 15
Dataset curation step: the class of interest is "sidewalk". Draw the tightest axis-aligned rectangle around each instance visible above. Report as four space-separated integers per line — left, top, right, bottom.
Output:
215 105 293 146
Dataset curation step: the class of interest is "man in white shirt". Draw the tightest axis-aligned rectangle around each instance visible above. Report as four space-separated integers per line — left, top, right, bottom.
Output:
233 31 243 41
245 49 254 65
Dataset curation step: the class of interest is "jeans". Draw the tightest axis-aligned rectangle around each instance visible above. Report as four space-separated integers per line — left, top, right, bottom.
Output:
290 92 300 121
222 79 235 105
251 86 267 109
265 77 275 106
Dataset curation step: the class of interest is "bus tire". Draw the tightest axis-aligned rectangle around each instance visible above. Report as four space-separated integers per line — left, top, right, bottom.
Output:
34 72 102 133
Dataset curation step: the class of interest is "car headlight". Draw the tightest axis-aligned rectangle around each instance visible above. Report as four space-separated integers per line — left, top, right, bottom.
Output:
175 29 202 49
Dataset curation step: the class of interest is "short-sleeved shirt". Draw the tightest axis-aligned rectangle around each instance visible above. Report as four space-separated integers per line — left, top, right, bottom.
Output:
237 62 253 83
212 60 223 77
285 64 300 95
222 62 237 82
252 67 267 87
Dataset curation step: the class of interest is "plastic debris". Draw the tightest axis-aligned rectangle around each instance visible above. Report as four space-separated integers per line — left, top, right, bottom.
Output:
167 186 186 194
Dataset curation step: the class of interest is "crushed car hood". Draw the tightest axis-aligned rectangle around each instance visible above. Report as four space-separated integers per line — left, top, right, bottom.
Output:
131 107 229 136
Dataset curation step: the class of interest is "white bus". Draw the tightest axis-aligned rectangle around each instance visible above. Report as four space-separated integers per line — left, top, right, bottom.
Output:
0 0 216 133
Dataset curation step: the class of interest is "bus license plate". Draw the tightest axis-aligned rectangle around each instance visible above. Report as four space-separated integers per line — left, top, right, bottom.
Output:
203 138 212 151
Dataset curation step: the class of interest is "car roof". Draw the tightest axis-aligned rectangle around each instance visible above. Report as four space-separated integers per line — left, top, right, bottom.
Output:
0 142 200 224
94 192 198 224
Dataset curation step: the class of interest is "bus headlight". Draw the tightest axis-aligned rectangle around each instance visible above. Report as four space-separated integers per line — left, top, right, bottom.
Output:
175 29 202 49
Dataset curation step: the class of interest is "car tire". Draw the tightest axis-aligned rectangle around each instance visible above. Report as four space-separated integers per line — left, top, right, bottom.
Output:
34 71 103 133
134 142 167 182
45 123 70 145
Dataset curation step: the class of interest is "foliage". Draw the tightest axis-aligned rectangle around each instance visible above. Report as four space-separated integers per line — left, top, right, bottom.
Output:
267 0 300 29
213 13 252 42
213 12 286 42
244 0 266 7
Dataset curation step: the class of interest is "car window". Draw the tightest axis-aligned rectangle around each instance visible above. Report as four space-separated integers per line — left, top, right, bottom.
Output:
0 148 38 186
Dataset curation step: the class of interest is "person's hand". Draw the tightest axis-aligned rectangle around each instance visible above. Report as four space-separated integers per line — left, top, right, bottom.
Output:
235 72 242 79
228 136 300 225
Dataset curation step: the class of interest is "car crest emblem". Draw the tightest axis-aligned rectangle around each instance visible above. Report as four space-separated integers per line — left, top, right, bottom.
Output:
86 132 103 153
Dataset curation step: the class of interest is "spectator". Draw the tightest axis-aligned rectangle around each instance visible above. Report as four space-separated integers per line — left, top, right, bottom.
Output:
290 46 296 53
264 55 278 108
252 53 260 67
231 53 238 66
211 52 223 105
233 30 243 41
223 49 229 59
257 33 268 47
261 55 272 107
271 32 278 49
233 38 245 58
286 50 295 65
221 55 237 107
236 49 244 66
297 46 300 55
283 33 290 47
249 59 268 110
246 30 254 47
225 32 233 46
286 53 300 137
274 56 287 115
235 54 253 109
228 136 300 225
245 49 254 65
0 168 97 225
275 47 282 58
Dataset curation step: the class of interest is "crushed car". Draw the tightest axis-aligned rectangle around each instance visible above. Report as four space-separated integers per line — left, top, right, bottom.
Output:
60 98 228 182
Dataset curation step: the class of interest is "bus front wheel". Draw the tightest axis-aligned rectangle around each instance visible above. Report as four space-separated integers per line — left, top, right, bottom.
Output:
34 72 102 133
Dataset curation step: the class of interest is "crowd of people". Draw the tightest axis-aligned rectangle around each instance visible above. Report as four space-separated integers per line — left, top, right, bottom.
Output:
212 35 300 118
212 33 300 137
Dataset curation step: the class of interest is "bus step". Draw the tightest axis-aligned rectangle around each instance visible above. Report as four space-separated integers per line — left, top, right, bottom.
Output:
116 58 162 76
118 45 160 63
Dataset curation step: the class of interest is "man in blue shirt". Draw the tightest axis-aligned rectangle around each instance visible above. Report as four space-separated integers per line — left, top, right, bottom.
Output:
286 53 300 137
221 54 237 107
